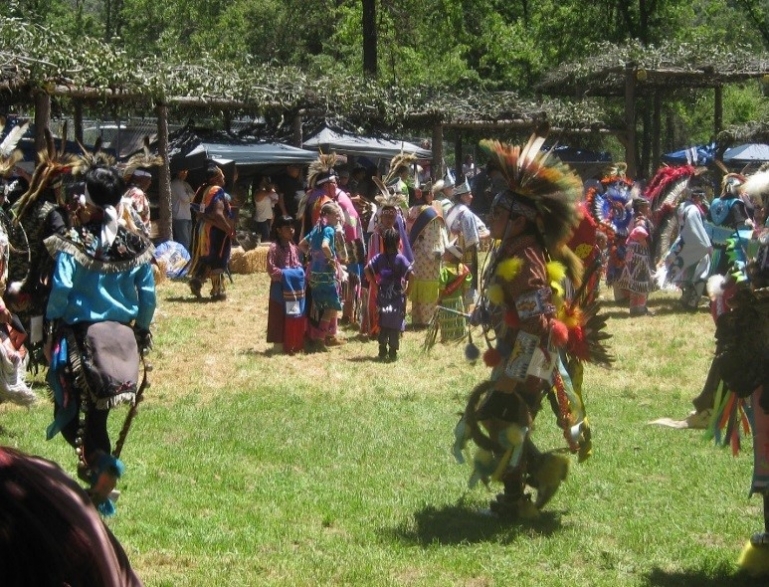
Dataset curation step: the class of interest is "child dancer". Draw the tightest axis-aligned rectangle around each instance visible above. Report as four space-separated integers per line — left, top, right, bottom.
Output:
616 196 655 316
435 239 473 343
364 228 413 361
299 202 343 353
266 216 306 354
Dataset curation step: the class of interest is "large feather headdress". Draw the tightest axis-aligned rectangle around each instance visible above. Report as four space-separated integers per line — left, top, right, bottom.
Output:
479 126 583 282
307 152 339 189
70 135 116 178
372 176 408 209
740 169 769 201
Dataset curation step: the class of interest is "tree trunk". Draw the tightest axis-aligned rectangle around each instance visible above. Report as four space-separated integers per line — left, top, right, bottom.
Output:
362 0 377 77
155 103 172 242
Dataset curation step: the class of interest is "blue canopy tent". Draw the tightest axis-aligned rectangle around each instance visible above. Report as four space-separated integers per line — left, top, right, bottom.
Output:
660 144 717 166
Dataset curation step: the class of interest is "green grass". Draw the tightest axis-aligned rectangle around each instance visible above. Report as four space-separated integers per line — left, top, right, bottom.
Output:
1 274 766 586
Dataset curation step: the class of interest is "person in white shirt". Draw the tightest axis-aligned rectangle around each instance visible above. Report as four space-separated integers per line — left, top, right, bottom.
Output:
171 168 194 252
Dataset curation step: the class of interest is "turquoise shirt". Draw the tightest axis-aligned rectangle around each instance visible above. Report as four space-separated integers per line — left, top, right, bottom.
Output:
46 252 156 330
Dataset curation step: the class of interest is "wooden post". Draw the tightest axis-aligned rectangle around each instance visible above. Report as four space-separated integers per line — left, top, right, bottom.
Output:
454 132 463 183
431 123 443 181
624 64 638 178
155 103 172 242
652 92 661 176
714 86 723 139
641 102 651 180
34 91 51 159
73 100 84 145
666 108 676 155
292 113 303 147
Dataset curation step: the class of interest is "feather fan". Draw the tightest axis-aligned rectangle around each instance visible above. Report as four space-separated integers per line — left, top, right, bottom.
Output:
384 151 417 186
0 122 29 159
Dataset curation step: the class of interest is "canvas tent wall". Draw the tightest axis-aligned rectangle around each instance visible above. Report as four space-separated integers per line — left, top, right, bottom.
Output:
302 127 431 160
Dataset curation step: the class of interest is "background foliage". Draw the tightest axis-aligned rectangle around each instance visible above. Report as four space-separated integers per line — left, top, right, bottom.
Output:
4 0 769 160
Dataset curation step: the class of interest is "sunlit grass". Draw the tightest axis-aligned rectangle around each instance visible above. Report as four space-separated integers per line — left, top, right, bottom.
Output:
1 274 764 586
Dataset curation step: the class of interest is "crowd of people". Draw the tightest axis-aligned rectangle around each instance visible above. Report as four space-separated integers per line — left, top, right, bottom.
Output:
4 118 769 580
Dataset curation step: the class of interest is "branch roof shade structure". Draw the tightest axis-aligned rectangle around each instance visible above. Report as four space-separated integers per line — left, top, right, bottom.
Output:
537 40 769 98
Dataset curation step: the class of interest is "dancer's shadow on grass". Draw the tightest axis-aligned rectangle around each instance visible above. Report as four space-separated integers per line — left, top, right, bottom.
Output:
164 295 216 304
346 355 385 363
387 498 563 546
641 565 765 587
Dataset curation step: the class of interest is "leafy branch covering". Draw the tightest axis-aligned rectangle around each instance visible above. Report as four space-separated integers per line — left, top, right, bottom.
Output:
0 15 611 131
539 39 769 96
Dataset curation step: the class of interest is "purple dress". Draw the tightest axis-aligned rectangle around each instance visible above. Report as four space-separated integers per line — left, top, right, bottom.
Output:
367 252 413 331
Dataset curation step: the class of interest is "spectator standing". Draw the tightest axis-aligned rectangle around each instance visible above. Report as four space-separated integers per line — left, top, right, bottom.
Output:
170 168 194 252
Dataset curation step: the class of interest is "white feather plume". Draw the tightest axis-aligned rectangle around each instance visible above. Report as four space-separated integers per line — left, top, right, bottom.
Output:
741 169 769 199
0 122 29 158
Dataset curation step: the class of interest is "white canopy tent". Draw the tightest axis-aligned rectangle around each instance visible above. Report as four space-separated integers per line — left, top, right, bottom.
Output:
203 142 318 166
302 128 431 160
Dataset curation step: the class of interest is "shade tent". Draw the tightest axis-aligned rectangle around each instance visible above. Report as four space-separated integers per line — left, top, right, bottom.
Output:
661 144 717 166
547 145 612 181
202 142 317 166
303 128 432 160
722 143 769 164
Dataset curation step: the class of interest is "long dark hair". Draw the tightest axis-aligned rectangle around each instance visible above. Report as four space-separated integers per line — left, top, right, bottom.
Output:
0 447 143 586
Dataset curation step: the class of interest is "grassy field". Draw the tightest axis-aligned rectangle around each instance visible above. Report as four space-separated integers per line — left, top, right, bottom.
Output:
1 272 766 586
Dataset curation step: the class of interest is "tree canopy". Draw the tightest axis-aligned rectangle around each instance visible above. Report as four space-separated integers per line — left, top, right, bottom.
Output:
4 0 769 153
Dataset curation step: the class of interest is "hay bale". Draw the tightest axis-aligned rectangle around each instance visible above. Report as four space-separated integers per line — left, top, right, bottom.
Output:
229 245 268 274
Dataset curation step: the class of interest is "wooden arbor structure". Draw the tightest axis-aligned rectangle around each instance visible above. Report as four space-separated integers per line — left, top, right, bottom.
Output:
402 92 614 183
536 41 769 179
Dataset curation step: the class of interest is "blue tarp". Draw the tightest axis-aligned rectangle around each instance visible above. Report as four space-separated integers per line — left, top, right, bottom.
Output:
661 144 716 165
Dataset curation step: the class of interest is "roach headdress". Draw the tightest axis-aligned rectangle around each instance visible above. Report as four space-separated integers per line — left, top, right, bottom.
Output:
480 125 584 284
121 137 164 182
307 152 339 189
12 125 76 224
